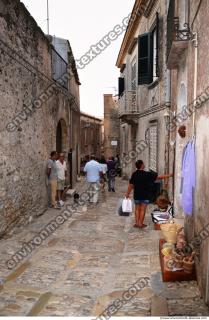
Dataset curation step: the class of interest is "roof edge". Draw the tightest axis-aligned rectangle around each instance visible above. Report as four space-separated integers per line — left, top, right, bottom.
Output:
116 0 148 68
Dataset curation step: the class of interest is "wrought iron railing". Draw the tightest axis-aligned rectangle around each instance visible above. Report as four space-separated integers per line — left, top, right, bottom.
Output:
167 1 192 59
118 91 139 116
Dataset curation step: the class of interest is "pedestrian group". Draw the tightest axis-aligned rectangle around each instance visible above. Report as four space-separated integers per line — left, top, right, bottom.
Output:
46 151 173 231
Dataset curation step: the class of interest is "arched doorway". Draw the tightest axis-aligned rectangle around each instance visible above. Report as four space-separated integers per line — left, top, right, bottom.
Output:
56 119 68 153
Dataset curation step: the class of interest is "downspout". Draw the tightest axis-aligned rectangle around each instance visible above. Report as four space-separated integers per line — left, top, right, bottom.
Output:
165 0 171 191
165 69 171 191
192 32 198 137
166 70 171 106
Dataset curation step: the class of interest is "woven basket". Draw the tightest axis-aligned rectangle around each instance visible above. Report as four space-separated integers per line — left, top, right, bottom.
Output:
160 223 182 232
160 223 182 244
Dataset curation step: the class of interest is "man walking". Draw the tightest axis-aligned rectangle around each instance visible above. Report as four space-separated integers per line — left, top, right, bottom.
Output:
46 151 60 209
56 153 67 207
107 156 117 192
84 155 102 204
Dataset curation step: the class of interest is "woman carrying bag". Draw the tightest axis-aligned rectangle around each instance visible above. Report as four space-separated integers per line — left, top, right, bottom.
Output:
125 160 173 229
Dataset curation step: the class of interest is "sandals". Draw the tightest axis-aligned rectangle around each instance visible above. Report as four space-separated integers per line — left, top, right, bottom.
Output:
134 224 148 229
139 224 148 228
137 224 148 229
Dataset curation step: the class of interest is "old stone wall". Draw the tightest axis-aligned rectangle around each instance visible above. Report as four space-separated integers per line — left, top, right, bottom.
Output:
170 0 209 304
187 0 209 304
103 94 120 158
80 113 103 161
0 0 80 236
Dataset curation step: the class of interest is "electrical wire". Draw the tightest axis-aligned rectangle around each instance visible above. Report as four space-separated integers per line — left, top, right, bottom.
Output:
0 38 79 111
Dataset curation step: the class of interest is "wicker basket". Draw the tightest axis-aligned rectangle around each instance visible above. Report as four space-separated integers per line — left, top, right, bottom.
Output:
160 223 182 244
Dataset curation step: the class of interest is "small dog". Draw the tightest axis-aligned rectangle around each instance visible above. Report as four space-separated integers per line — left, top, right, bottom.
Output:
73 192 80 204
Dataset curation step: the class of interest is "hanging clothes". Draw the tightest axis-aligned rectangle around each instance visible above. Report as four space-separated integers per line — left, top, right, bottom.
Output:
181 139 196 215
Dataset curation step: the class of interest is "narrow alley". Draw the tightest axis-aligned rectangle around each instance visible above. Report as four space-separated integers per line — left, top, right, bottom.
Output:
0 179 208 317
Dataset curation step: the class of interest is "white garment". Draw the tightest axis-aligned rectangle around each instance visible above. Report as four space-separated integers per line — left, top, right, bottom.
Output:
56 160 67 180
100 163 107 174
84 160 102 183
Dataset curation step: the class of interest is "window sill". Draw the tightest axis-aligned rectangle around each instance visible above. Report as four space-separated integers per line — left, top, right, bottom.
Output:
147 78 159 90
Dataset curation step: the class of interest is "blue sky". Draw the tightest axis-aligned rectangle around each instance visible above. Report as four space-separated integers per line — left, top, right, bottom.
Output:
21 0 135 117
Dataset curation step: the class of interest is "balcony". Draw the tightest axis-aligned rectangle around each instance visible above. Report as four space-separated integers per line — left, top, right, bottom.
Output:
167 1 192 69
118 91 139 125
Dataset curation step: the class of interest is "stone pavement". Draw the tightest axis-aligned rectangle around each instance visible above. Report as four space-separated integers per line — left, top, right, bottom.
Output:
0 178 208 317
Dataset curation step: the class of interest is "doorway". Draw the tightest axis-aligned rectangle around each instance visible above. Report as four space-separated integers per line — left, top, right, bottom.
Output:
56 119 68 153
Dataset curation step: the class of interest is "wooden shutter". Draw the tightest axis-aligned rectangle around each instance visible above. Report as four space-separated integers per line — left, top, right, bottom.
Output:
156 12 159 77
149 123 158 172
118 77 125 97
138 32 153 85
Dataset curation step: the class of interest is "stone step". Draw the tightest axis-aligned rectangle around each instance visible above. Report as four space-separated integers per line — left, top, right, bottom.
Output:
151 295 168 316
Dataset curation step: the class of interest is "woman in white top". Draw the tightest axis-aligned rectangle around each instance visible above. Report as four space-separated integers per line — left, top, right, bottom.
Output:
99 156 108 192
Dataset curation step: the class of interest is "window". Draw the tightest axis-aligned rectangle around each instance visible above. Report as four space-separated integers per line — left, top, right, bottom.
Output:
122 126 126 154
52 48 68 89
152 27 158 82
118 77 125 97
148 122 158 172
131 57 137 90
138 12 159 85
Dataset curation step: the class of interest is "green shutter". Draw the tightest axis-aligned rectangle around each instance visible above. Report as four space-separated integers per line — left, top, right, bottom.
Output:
156 12 159 77
138 32 153 85
118 77 125 97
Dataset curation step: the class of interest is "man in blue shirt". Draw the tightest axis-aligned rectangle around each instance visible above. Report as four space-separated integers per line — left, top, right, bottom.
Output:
84 155 102 204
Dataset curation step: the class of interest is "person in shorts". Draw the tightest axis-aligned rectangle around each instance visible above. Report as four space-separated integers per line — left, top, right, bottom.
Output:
56 153 67 206
84 155 102 204
46 151 60 209
107 156 117 192
125 160 173 228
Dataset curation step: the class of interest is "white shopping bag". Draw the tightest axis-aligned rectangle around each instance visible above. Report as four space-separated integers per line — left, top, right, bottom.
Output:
122 198 133 213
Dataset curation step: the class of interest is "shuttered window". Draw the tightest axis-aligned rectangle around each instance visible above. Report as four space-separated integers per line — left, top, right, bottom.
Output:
138 32 153 85
118 77 125 97
149 123 158 172
138 12 159 85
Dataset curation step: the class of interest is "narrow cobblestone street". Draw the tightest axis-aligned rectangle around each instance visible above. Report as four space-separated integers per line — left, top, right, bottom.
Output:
0 179 208 317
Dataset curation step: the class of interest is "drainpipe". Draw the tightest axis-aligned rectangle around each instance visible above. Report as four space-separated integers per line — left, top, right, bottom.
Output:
166 69 171 106
206 254 209 303
192 32 198 137
165 69 171 190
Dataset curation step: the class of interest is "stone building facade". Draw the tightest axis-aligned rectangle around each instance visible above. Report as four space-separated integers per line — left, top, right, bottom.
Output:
117 0 209 306
80 112 103 162
103 94 120 158
167 0 209 305
0 0 80 236
116 0 171 183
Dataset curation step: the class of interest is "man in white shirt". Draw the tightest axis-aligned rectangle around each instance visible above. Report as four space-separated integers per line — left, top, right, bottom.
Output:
84 155 102 204
56 153 67 206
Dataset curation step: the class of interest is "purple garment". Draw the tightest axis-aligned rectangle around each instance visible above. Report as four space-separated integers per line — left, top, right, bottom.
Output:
181 140 196 215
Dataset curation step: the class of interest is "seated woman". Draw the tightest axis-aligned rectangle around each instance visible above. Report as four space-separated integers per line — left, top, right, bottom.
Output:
125 160 173 228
